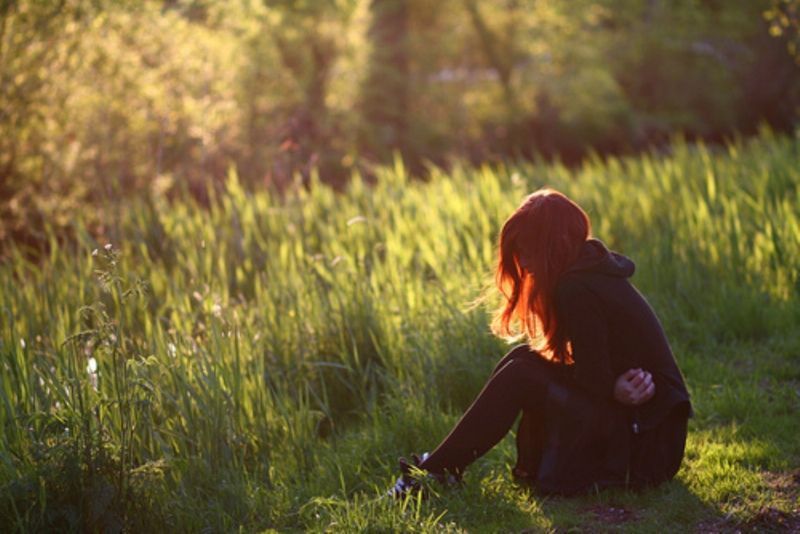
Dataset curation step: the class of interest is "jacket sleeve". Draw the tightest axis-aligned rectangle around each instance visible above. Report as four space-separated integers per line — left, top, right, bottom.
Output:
555 279 616 399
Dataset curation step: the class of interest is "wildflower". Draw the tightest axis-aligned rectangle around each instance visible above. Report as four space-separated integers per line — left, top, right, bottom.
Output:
92 248 99 256
167 342 177 358
211 303 222 316
86 357 99 391
104 243 113 251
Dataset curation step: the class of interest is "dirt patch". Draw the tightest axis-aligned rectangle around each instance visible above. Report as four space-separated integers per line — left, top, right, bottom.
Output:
744 506 800 532
695 470 800 533
545 505 638 534
753 470 800 532
585 504 637 525
762 469 800 501
695 508 800 533
694 517 731 533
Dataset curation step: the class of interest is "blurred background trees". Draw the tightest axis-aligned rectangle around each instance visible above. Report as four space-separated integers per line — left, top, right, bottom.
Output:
1 0 799 250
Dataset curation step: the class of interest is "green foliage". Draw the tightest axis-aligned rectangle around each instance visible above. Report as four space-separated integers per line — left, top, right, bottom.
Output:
766 0 800 58
2 0 799 253
1 133 799 530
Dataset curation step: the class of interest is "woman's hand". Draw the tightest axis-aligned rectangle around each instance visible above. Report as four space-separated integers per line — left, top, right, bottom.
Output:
614 368 655 405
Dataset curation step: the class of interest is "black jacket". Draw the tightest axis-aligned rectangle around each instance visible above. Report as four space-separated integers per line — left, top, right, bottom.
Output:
515 239 692 494
555 238 692 430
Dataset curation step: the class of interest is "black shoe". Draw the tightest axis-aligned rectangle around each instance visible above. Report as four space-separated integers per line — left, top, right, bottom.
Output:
387 453 462 499
511 466 537 488
387 452 428 499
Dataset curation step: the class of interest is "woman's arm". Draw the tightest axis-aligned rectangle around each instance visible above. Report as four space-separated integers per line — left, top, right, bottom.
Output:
555 280 616 398
557 279 656 404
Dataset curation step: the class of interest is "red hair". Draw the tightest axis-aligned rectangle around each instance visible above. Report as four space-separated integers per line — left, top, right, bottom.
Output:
491 188 591 363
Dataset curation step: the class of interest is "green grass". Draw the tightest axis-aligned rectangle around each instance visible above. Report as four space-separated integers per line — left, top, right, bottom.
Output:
1 131 799 532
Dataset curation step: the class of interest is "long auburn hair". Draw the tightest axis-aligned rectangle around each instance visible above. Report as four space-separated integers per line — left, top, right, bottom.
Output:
491 188 591 363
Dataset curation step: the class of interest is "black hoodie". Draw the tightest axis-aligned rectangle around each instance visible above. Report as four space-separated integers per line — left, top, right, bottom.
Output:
554 239 692 431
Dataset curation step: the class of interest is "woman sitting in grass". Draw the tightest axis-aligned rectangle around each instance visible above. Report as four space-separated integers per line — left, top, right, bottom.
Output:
391 188 692 497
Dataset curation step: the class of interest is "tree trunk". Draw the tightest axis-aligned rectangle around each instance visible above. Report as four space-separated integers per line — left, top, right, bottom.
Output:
359 0 410 162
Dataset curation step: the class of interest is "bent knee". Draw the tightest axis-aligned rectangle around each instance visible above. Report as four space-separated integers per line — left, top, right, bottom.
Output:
492 345 558 383
497 353 558 383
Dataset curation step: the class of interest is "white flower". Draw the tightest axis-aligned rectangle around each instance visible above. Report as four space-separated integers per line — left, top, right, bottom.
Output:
104 243 113 251
167 343 177 358
92 249 99 256
86 357 99 391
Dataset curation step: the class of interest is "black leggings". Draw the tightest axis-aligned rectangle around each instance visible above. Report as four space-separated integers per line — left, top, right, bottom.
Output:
419 345 562 476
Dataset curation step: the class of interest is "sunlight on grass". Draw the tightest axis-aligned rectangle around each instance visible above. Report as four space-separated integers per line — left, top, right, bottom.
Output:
1 132 798 530
684 427 774 504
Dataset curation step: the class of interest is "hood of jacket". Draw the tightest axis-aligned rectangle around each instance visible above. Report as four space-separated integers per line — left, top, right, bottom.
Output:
565 238 635 278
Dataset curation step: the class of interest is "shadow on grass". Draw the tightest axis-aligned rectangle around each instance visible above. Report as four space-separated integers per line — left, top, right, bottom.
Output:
433 475 793 533
529 475 798 533
532 481 720 533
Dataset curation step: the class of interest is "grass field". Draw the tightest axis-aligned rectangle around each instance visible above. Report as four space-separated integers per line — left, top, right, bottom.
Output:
2 132 799 532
